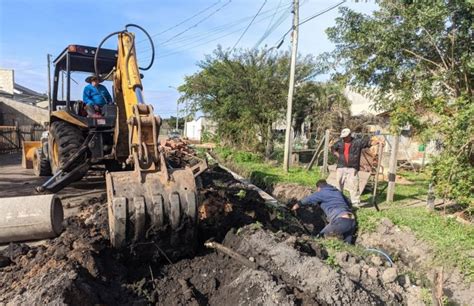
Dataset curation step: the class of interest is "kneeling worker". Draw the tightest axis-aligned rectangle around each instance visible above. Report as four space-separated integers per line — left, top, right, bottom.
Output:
83 75 112 117
292 179 356 244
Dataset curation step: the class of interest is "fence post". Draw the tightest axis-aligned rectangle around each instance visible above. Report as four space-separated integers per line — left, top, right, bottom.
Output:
306 133 324 171
15 121 21 149
386 134 400 203
371 141 384 210
322 129 330 176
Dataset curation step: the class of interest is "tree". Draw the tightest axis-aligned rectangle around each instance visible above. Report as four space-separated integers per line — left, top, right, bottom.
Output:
293 82 350 140
324 1 473 206
179 46 321 158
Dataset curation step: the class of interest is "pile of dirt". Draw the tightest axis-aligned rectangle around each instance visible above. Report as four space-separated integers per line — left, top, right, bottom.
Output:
358 218 474 305
0 164 449 305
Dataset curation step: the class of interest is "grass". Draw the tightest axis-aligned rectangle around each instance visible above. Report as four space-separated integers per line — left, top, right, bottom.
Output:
213 147 321 189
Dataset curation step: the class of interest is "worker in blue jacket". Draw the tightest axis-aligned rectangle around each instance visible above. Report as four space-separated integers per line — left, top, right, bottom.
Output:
83 75 112 117
292 179 356 244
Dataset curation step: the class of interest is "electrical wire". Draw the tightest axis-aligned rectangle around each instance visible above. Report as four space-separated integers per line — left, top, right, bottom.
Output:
137 0 223 44
231 0 267 51
137 1 293 55
159 2 292 48
271 0 347 50
161 0 232 45
264 0 283 35
138 3 294 61
254 4 291 48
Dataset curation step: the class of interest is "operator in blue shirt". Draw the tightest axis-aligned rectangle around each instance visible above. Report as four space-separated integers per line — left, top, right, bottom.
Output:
292 179 356 244
83 75 113 117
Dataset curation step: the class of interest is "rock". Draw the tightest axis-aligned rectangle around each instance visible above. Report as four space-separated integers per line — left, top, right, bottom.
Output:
0 255 12 268
346 264 361 281
398 274 411 288
335 251 349 264
284 236 296 245
379 218 395 234
347 256 357 265
382 267 398 283
367 267 378 279
370 255 383 266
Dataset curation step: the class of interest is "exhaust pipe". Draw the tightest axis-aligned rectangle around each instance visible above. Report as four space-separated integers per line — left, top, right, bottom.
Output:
0 195 64 243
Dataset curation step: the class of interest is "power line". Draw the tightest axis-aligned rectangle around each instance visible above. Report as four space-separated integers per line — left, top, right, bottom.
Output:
162 0 233 45
254 4 290 48
272 0 346 49
136 1 293 56
299 0 346 26
137 0 223 44
231 0 267 51
138 2 294 60
264 0 283 35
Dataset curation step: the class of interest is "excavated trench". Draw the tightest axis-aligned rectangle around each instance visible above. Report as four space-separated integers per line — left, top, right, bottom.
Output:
0 164 437 305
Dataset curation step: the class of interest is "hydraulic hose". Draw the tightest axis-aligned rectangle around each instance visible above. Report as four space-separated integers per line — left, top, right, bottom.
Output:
366 248 394 267
93 24 155 79
94 31 124 79
125 23 155 70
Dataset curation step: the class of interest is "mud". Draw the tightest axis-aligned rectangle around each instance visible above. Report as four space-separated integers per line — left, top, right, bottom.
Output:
0 163 467 305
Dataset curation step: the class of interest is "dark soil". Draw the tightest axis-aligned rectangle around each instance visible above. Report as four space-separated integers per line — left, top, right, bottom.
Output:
0 164 429 305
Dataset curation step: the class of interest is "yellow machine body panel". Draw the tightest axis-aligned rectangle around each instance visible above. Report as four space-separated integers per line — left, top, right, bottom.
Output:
50 110 88 128
21 141 41 169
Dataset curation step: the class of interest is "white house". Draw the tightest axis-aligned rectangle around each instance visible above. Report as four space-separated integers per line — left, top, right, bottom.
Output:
184 116 216 141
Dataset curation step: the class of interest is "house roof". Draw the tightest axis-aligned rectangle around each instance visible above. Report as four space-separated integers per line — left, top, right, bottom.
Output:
14 83 47 98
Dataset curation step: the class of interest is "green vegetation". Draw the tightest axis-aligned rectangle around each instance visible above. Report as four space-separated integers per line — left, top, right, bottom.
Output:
324 1 473 208
179 47 349 158
214 147 321 189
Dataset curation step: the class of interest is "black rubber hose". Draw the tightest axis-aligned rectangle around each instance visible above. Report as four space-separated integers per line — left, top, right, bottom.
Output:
125 23 155 71
94 31 124 79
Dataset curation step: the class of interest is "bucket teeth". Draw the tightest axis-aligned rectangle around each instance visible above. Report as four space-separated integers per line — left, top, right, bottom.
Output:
106 168 197 249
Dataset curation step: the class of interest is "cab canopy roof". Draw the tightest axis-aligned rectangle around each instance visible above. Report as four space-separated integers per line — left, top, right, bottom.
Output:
54 45 117 74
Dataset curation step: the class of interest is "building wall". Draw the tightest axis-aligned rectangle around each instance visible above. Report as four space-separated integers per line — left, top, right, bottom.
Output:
0 69 14 95
0 97 48 126
184 117 217 141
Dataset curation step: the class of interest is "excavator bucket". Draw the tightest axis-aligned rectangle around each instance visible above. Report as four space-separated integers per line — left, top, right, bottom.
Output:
106 166 198 253
22 141 41 169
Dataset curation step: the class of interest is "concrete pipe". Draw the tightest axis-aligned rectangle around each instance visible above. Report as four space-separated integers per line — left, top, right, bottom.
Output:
0 195 63 243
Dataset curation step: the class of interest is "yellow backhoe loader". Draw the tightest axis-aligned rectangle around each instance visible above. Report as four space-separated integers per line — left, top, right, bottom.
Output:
20 24 206 249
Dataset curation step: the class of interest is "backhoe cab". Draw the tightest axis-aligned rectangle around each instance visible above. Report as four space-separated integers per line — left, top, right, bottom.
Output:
33 44 121 192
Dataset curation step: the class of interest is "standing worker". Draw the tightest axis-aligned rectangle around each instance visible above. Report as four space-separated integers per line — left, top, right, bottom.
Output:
292 179 356 244
331 128 376 207
83 75 113 117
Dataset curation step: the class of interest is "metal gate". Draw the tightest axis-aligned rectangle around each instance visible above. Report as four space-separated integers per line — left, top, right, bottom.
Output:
0 125 45 153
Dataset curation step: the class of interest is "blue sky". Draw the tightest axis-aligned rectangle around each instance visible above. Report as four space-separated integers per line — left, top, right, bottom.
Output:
0 0 378 118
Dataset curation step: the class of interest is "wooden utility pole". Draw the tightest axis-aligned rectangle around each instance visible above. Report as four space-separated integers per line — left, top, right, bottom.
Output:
386 134 400 202
283 0 299 172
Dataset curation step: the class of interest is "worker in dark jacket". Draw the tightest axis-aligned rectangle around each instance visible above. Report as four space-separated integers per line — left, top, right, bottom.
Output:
292 179 356 244
331 128 375 207
83 75 112 117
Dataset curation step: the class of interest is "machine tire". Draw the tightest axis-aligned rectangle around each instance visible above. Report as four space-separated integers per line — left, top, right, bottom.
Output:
33 148 52 177
48 120 86 175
